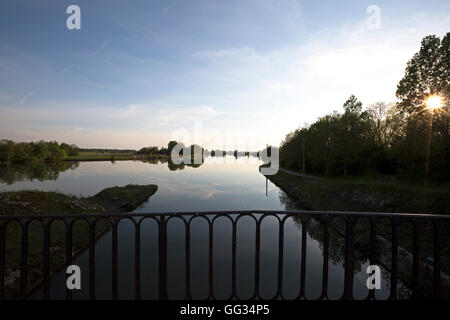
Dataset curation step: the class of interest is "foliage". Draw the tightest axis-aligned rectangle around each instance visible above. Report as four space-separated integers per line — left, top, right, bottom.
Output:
280 34 450 182
0 140 79 164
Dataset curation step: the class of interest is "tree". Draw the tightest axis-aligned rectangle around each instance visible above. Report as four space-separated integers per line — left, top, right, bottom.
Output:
396 33 449 113
60 143 79 156
0 140 15 162
396 33 450 181
367 102 405 147
338 95 373 176
168 141 178 154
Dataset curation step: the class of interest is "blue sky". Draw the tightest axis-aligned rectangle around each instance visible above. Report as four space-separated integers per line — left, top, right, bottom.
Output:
1 0 449 149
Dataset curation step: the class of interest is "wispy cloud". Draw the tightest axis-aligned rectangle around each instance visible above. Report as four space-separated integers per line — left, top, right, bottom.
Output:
87 40 111 57
19 89 40 105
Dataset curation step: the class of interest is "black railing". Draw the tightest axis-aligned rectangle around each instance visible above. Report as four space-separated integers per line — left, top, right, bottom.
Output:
0 210 448 300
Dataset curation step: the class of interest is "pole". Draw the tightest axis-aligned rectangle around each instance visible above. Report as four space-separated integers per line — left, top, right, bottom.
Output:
266 177 268 197
425 114 433 188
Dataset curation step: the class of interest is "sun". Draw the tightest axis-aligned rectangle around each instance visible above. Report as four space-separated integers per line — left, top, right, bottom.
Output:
425 95 443 110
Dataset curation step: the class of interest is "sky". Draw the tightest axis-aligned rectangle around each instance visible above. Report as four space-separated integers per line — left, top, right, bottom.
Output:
0 0 449 150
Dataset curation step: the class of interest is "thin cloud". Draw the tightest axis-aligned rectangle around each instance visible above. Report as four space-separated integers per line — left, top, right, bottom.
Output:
19 89 40 105
87 40 110 57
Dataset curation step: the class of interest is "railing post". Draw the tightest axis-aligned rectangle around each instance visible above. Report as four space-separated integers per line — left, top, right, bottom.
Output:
389 218 399 300
368 218 377 300
433 221 441 299
0 223 6 300
185 221 191 300
135 222 141 300
20 222 29 300
112 220 118 300
208 218 214 299
277 218 284 299
412 220 420 299
231 219 237 299
65 221 73 301
321 218 330 300
254 218 261 299
89 221 96 300
158 215 167 300
342 217 354 300
43 221 50 300
298 218 308 299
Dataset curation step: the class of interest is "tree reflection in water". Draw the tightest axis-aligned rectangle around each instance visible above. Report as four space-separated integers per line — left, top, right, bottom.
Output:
0 156 206 185
279 190 413 299
0 161 80 185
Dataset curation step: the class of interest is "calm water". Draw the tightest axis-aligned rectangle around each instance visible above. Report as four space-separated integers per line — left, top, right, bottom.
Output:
0 158 397 299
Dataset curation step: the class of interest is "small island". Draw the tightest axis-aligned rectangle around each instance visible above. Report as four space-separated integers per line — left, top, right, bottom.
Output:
0 184 157 299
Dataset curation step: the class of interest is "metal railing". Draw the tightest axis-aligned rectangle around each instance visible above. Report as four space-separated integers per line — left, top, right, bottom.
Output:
0 210 448 300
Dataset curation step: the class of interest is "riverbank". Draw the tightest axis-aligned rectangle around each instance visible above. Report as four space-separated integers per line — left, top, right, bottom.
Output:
263 168 450 214
262 167 450 298
0 184 157 299
64 153 169 162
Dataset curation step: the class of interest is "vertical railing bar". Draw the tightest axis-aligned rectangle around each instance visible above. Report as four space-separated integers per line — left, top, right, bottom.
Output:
20 222 29 300
254 219 261 299
412 220 419 300
185 221 191 300
231 219 237 299
135 223 141 300
158 215 167 300
89 220 96 300
0 223 5 300
433 221 441 299
299 219 308 299
277 219 284 299
65 221 73 301
343 217 354 300
389 218 398 300
112 219 118 300
208 219 214 300
43 221 50 300
321 219 329 300
368 218 377 300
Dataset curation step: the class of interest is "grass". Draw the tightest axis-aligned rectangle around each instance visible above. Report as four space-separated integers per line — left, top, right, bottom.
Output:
65 151 137 161
267 169 450 214
65 151 169 162
0 184 157 299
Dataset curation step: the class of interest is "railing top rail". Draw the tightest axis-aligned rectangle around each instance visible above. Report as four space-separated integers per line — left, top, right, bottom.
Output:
0 209 449 220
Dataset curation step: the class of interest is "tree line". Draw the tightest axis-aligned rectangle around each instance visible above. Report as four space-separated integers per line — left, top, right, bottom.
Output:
0 140 79 164
137 141 206 158
280 33 449 183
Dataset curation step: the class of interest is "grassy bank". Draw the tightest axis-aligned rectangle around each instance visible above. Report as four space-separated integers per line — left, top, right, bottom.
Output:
264 168 450 214
0 184 157 299
65 151 169 162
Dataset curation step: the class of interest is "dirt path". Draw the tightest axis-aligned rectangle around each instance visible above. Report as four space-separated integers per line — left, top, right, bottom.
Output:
278 168 325 181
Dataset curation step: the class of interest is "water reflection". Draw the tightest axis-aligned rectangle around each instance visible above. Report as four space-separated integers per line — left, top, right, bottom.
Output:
0 158 408 299
279 191 411 299
0 161 80 185
0 156 206 185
